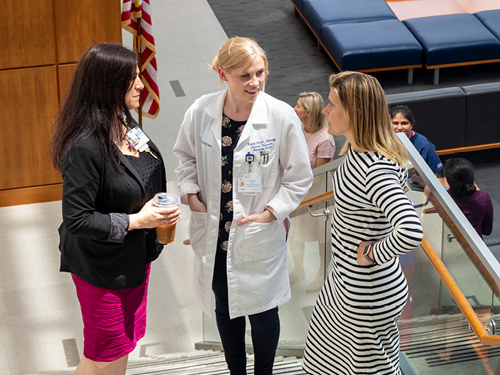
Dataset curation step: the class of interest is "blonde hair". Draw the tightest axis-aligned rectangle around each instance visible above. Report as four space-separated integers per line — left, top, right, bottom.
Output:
211 37 269 90
330 71 407 165
299 92 325 132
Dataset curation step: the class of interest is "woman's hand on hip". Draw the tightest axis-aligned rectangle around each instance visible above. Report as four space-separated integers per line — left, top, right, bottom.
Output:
357 241 376 266
128 198 181 231
237 208 274 226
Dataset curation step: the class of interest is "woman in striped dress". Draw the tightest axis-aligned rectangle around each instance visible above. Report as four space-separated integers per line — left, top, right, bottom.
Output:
302 71 423 375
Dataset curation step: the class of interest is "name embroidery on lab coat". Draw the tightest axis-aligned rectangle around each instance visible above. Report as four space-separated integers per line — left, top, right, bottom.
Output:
247 138 276 153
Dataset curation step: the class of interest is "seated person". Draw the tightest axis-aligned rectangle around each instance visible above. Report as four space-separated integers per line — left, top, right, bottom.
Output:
391 105 443 176
444 158 493 238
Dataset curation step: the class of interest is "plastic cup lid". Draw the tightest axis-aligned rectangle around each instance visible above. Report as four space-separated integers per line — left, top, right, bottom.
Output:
153 192 180 207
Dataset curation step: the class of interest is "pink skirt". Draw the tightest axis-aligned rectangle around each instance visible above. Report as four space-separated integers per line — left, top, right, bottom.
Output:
72 263 151 362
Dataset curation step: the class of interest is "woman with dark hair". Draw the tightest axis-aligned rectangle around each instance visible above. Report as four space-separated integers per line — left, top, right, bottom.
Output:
391 104 443 175
303 72 423 375
445 158 493 238
51 43 180 375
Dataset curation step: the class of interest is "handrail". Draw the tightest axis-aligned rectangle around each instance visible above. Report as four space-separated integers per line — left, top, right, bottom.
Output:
290 188 500 346
427 193 500 297
290 191 334 219
297 191 334 211
420 236 500 346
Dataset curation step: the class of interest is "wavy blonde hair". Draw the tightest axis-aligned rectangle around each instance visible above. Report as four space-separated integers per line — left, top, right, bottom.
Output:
331 71 407 165
299 92 325 132
211 37 268 91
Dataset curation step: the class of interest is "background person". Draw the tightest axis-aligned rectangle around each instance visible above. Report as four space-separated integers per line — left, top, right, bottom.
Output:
302 71 423 375
294 92 335 170
173 37 313 375
289 92 335 292
445 158 493 238
391 104 443 175
50 43 180 375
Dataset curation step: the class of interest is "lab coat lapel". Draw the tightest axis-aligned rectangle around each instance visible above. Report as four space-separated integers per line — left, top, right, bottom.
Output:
205 90 227 149
236 92 268 150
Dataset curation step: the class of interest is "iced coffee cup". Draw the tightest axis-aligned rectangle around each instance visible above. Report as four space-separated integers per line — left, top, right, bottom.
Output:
153 192 180 245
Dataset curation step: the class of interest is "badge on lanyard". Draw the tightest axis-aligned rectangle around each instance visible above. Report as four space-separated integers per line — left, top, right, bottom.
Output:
125 126 157 159
238 153 262 195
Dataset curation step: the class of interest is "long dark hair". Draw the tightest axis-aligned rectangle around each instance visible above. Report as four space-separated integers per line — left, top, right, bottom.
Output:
51 43 138 171
444 158 476 197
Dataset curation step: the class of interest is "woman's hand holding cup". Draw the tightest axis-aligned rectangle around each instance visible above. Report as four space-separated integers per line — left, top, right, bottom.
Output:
129 194 181 245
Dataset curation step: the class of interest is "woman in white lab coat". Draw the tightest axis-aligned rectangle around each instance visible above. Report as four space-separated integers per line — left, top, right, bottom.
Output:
173 37 312 375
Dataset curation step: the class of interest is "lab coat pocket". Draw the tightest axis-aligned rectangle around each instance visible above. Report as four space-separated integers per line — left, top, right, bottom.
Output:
188 211 208 258
234 220 284 264
256 149 278 187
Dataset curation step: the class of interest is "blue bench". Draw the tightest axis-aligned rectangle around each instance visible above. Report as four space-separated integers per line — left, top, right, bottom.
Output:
403 14 500 84
474 9 500 40
291 0 422 82
320 19 423 73
291 0 500 84
301 0 396 37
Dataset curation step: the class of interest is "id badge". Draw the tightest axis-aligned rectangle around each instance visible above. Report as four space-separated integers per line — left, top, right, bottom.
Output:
237 174 263 195
126 126 150 152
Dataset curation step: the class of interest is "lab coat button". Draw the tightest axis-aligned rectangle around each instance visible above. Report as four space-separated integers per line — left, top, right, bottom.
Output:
202 256 206 262
227 267 233 272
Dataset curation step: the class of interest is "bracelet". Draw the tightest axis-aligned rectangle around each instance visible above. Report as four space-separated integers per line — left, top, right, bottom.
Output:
363 243 375 263
265 206 277 220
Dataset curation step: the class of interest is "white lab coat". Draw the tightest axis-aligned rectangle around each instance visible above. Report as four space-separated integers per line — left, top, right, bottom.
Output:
173 89 313 318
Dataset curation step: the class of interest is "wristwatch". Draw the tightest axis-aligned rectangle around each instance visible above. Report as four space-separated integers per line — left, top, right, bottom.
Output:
363 243 375 263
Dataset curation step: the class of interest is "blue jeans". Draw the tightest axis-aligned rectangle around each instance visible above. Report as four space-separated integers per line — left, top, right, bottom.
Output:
212 250 280 375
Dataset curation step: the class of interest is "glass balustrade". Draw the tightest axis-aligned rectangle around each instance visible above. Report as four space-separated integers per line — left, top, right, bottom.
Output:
199 133 500 375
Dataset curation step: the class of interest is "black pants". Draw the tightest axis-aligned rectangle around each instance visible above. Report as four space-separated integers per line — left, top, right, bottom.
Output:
212 250 280 375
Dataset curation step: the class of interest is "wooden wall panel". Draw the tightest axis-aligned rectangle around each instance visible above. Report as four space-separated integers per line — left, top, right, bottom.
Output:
0 0 56 70
0 184 62 207
0 66 62 190
55 0 122 64
0 0 120 207
58 64 77 102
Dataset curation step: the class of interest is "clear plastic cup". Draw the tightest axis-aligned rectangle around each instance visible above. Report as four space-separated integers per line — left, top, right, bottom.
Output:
152 192 180 245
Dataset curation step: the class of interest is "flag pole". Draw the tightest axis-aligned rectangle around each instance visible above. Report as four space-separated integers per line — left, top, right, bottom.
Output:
136 1 143 128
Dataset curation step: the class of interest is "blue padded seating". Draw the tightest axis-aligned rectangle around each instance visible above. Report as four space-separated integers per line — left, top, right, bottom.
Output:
474 9 500 41
291 0 306 13
403 14 500 67
302 0 396 38
320 19 423 71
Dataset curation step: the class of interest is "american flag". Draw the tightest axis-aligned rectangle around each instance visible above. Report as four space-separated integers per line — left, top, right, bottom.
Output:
122 0 160 119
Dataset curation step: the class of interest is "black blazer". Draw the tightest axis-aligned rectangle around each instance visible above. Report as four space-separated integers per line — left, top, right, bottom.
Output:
58 132 166 289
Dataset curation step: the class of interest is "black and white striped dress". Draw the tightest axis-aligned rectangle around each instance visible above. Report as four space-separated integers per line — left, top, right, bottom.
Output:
303 148 423 375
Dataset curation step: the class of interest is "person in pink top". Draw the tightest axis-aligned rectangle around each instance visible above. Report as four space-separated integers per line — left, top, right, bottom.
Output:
294 92 336 169
290 92 336 292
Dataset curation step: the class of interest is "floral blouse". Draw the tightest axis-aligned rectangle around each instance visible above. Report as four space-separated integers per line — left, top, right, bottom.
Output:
217 114 246 252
